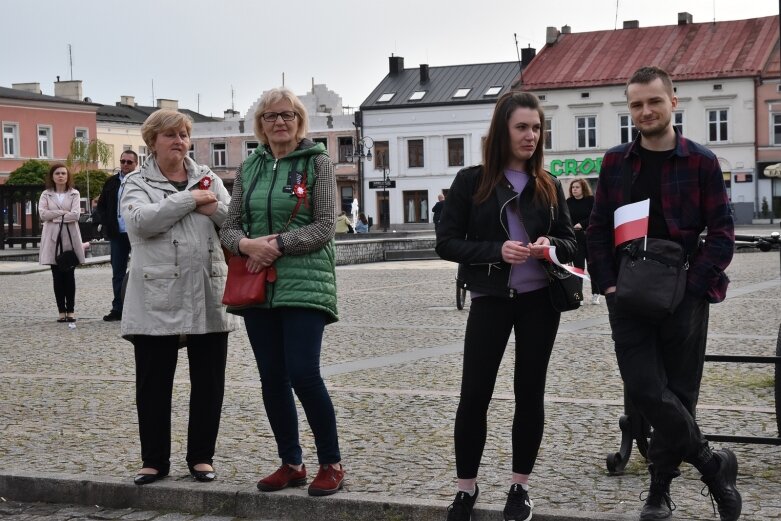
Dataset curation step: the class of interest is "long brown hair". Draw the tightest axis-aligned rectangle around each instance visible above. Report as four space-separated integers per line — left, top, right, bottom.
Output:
45 163 74 191
475 91 556 207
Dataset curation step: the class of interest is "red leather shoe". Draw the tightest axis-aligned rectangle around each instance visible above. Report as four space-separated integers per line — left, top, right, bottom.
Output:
308 464 345 496
257 464 307 491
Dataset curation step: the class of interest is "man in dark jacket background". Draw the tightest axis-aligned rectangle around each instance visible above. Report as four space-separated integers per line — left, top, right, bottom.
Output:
94 150 137 321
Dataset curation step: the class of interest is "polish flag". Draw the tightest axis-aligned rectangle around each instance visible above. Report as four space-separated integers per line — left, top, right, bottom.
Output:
614 199 649 246
542 246 590 281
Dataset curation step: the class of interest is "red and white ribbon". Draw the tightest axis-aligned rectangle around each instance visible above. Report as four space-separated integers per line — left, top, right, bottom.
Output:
542 245 591 281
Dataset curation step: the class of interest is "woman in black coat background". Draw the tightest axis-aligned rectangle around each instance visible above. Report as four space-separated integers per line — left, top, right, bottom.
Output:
566 178 599 304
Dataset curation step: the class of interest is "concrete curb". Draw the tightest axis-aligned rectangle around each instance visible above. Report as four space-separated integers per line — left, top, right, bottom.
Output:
0 255 110 275
0 472 635 521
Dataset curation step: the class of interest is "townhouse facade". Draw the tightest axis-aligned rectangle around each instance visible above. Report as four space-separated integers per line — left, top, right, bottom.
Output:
0 81 99 180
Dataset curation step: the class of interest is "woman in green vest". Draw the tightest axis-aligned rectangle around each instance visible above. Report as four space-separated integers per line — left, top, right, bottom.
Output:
220 87 343 496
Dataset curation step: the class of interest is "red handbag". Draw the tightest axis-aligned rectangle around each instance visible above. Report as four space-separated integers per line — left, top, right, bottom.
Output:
222 256 277 307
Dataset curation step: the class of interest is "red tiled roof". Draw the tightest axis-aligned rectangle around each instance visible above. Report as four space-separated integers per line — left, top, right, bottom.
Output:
521 15 780 90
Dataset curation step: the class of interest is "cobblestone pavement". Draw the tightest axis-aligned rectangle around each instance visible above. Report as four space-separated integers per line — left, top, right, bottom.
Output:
0 248 779 520
0 500 280 521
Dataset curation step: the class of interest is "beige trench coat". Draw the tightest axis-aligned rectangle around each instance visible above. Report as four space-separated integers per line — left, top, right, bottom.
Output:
119 156 238 339
38 189 86 266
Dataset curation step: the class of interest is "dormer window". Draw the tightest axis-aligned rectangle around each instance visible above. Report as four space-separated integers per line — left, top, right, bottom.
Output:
453 88 471 98
409 91 427 101
377 93 395 103
484 86 502 96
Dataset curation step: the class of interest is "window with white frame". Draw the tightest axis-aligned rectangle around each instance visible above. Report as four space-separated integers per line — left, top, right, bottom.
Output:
212 142 226 166
138 146 148 167
244 141 259 157
187 144 195 159
619 114 639 144
409 91 427 101
453 88 471 98
544 118 552 150
75 127 89 143
707 109 728 142
772 114 781 145
447 138 464 167
576 116 597 148
38 125 52 158
673 111 684 135
3 123 19 157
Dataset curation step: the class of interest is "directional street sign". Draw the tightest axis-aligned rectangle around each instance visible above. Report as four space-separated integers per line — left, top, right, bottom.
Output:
369 180 396 189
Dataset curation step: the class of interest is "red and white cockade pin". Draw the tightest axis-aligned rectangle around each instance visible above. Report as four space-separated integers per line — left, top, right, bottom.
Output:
198 177 212 190
293 182 306 198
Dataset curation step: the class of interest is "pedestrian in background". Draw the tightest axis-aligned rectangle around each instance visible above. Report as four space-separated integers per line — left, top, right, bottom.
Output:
121 109 236 485
38 163 85 323
436 91 576 521
220 87 345 497
565 178 599 304
587 66 739 521
335 210 353 233
354 212 369 233
94 150 138 321
432 192 446 229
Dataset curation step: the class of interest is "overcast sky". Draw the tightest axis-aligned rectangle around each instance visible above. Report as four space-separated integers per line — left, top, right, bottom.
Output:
1 0 778 118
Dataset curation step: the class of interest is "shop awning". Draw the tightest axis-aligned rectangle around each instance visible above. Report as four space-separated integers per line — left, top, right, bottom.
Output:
763 163 781 178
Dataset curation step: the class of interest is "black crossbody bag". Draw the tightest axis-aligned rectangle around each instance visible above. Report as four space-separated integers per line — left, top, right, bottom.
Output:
614 161 688 321
55 216 81 272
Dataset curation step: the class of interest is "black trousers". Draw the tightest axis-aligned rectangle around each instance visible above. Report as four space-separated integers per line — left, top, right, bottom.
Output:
572 231 599 294
605 292 710 475
50 266 76 313
133 333 228 472
455 288 560 478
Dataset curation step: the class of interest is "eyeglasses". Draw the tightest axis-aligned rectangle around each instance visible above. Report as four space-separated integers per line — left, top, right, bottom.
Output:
261 111 298 123
119 160 136 165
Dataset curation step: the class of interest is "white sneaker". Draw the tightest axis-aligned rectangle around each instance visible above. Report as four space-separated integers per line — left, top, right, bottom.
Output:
591 294 600 305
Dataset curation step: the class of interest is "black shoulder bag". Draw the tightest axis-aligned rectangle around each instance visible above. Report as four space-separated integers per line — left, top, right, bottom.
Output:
55 216 81 272
614 160 688 321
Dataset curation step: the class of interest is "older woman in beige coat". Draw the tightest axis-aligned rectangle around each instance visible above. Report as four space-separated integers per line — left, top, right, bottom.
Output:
120 109 237 486
38 163 85 322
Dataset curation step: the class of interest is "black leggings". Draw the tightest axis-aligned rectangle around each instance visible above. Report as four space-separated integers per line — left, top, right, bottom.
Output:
50 266 76 313
455 288 560 478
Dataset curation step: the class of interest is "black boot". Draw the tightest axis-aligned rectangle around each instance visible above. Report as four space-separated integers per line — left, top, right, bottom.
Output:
639 466 675 520
700 449 742 521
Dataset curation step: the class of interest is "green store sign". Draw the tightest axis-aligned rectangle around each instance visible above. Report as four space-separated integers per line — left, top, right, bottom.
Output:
549 157 602 177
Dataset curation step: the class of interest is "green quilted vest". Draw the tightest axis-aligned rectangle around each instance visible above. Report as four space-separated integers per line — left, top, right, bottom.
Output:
238 140 338 323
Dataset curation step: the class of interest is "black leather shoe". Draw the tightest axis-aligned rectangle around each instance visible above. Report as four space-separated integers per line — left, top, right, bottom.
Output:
134 468 168 485
189 464 216 482
103 310 122 321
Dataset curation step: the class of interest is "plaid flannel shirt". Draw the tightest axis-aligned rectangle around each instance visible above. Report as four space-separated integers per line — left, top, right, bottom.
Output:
586 131 734 303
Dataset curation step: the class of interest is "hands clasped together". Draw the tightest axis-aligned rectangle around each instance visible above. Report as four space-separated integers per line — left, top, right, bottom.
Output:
501 236 551 264
192 189 218 216
239 234 281 273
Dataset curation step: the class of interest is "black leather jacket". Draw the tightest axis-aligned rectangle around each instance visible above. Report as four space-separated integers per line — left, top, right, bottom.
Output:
436 165 577 298
94 173 122 239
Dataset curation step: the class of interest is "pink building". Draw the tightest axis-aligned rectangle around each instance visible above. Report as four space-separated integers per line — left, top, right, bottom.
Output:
0 82 98 180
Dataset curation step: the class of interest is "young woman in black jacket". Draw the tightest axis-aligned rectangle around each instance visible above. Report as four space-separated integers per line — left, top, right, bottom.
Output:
436 91 576 521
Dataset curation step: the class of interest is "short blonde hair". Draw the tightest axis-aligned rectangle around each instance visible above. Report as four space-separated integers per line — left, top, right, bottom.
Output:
254 87 309 145
141 109 193 152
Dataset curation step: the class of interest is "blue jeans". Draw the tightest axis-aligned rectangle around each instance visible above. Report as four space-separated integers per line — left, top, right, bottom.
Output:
110 233 131 312
244 307 341 465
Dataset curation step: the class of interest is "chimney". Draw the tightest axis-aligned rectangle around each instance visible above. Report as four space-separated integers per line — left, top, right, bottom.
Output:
561 25 571 34
53 79 83 101
12 83 41 94
419 64 430 84
678 12 693 25
546 26 560 45
157 99 178 110
120 95 135 107
623 20 639 29
521 46 536 68
389 55 405 75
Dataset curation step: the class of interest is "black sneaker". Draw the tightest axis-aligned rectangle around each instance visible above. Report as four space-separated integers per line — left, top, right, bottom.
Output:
446 484 479 521
701 449 742 521
504 483 533 521
103 310 122 322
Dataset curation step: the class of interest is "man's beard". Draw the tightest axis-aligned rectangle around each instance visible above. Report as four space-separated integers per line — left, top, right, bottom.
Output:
638 116 671 138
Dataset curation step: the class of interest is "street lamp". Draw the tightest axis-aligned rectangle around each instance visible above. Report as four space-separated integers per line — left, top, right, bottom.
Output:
347 125 372 221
